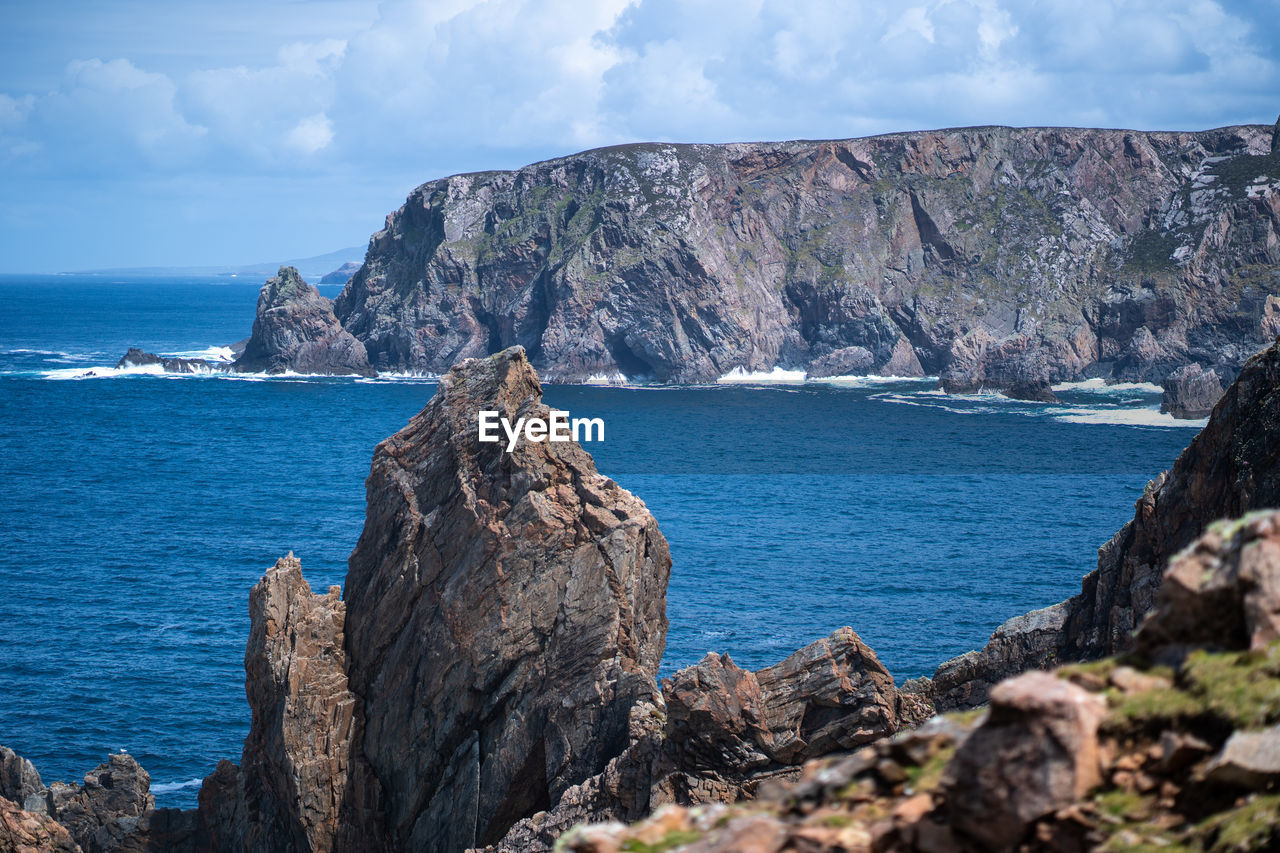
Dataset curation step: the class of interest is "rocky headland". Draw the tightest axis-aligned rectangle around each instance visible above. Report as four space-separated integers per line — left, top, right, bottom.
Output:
319 263 361 285
285 121 1280 399
7 328 1280 851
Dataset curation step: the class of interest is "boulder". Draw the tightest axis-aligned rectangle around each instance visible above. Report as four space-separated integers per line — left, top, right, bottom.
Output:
1136 510 1280 656
233 267 374 376
804 346 874 379
1204 725 1280 788
945 671 1106 851
1161 363 1224 419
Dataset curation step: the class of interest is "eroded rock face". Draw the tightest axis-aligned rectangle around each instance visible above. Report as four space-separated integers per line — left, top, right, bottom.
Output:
342 346 670 852
45 754 154 853
1161 363 1224 418
0 795 79 853
804 347 874 379
333 125 1280 389
235 554 366 853
654 629 900 805
234 267 374 377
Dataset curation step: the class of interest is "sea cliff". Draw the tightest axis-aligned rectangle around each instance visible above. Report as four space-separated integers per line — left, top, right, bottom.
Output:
317 123 1280 396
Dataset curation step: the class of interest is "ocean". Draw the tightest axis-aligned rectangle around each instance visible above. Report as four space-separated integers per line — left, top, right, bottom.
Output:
0 274 1200 807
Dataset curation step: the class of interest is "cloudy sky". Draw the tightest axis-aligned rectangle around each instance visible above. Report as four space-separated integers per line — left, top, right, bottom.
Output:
2 0 1277 272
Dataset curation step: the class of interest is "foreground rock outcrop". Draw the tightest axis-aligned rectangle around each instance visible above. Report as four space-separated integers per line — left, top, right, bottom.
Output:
233 267 373 376
560 511 1280 852
929 333 1280 709
341 346 671 851
324 122 1280 391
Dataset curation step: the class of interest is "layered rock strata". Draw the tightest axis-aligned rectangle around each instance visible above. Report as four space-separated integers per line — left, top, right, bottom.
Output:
233 267 373 376
929 334 1280 709
324 123 1280 391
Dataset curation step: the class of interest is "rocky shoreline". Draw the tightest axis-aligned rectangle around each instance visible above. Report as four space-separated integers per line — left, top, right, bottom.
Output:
6 328 1280 851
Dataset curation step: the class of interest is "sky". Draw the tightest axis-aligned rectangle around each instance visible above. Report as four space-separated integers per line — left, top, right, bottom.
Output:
1 0 1277 272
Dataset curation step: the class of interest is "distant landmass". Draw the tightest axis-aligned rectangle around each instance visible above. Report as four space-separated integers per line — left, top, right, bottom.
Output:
66 246 366 282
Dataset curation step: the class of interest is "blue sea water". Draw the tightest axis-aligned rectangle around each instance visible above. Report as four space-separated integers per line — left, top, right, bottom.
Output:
0 275 1199 808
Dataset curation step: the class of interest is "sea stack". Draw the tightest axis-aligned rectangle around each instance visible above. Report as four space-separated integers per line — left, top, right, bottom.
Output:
341 346 670 851
233 266 374 376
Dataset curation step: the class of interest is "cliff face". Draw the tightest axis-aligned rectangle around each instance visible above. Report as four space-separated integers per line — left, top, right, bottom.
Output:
333 124 1280 387
931 334 1280 709
234 267 374 376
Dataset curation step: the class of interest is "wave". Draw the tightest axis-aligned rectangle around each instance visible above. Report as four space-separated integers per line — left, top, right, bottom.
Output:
151 778 204 795
4 348 74 356
167 346 236 362
42 364 167 380
1052 378 1163 394
717 366 807 383
807 374 939 386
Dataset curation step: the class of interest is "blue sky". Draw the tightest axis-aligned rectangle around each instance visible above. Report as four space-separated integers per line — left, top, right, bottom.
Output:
1 0 1277 272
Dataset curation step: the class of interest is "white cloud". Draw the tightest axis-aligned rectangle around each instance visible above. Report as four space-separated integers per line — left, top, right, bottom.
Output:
287 113 334 153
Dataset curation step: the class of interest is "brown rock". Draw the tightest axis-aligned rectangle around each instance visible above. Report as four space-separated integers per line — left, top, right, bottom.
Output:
232 554 371 852
655 629 899 804
342 346 671 852
0 795 79 853
946 671 1106 851
1136 510 1280 655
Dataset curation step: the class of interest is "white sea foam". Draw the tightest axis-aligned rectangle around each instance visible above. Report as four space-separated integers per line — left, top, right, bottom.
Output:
43 363 166 380
1050 407 1206 428
717 366 807 383
168 345 236 362
808 374 938 386
1052 378 1163 394
579 371 630 386
6 348 73 356
151 778 204 795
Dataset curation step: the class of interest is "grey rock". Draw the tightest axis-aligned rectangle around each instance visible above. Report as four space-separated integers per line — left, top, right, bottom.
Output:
234 267 374 376
0 746 48 815
1161 363 1224 418
1204 725 1280 788
804 346 874 378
